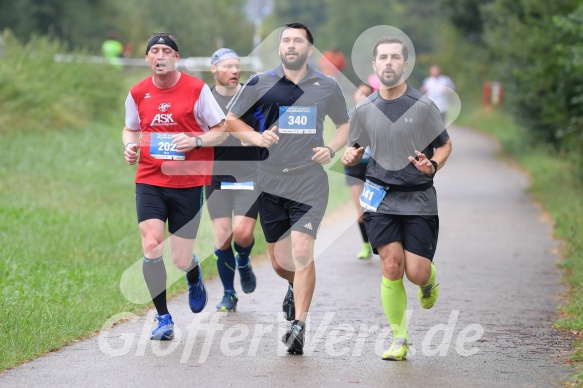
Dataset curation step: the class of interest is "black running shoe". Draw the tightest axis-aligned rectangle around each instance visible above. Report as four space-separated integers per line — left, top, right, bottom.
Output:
282 321 305 355
282 283 295 321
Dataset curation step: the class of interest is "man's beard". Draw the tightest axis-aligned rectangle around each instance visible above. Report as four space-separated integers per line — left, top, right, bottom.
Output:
378 68 403 88
280 50 308 71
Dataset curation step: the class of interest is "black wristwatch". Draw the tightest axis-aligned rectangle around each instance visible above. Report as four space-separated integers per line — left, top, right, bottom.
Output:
325 146 335 159
194 136 202 149
429 159 438 178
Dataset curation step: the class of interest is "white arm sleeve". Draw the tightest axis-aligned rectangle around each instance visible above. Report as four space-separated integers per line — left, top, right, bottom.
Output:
124 92 140 131
194 84 226 132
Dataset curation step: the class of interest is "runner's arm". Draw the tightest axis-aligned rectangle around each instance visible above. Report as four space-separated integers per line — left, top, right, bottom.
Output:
122 127 140 165
172 122 227 152
430 138 452 172
312 119 350 164
225 112 278 148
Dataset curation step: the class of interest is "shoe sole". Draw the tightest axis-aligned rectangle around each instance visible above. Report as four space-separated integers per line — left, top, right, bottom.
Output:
151 332 173 341
287 345 303 355
216 306 237 312
241 284 256 294
281 334 304 355
382 354 406 361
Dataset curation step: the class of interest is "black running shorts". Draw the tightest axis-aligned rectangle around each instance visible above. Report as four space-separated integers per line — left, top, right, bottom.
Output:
204 183 259 220
135 183 203 239
363 213 439 260
256 165 329 243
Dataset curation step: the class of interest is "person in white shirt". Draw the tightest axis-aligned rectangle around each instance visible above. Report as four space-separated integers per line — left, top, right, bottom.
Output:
421 65 455 123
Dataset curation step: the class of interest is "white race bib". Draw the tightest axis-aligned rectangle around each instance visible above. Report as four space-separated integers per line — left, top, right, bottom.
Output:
220 181 254 190
278 106 317 134
150 133 185 160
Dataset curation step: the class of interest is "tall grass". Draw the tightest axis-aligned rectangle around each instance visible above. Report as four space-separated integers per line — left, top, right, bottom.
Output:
0 30 126 132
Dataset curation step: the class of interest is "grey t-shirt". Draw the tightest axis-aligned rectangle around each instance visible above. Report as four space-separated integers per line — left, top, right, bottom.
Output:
347 86 450 215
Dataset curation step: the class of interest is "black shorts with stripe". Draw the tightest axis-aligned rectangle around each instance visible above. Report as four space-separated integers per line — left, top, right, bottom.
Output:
363 213 439 260
256 163 329 243
135 183 203 239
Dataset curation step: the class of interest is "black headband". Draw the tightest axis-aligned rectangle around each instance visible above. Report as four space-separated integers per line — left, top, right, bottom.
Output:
146 35 179 54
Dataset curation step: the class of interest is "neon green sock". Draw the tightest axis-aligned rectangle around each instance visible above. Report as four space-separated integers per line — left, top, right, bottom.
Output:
381 276 408 339
421 263 436 288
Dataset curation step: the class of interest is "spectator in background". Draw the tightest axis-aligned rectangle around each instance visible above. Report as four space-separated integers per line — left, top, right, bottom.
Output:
421 64 455 122
318 45 346 78
345 83 374 260
102 31 124 69
367 73 380 92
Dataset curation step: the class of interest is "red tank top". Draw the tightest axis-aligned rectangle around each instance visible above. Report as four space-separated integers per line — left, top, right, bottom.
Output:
129 74 214 188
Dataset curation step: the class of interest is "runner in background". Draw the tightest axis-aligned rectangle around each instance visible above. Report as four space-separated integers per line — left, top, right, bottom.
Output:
102 31 123 70
345 82 374 259
206 48 260 312
318 44 346 79
421 64 455 123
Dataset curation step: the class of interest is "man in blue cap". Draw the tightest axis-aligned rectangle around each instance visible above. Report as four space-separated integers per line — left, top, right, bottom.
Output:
206 48 261 312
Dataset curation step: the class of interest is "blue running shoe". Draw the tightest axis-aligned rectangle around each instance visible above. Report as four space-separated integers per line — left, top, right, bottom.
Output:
216 290 238 312
237 259 257 294
282 283 295 321
187 264 208 313
151 314 174 341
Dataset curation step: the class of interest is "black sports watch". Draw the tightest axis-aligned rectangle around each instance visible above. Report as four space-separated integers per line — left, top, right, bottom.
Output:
429 159 438 178
325 146 335 159
194 136 202 149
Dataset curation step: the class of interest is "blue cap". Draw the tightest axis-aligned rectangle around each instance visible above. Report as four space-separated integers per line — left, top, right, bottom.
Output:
211 48 240 65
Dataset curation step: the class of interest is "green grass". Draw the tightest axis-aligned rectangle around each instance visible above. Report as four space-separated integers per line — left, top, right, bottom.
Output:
457 101 583 384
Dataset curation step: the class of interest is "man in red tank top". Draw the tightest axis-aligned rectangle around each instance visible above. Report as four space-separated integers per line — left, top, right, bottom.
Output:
121 32 227 341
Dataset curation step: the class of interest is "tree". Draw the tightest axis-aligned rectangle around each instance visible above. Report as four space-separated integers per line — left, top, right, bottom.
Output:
0 0 254 56
482 0 582 146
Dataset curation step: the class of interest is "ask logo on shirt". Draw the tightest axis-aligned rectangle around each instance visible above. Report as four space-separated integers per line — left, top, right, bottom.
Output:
151 113 176 126
150 102 176 126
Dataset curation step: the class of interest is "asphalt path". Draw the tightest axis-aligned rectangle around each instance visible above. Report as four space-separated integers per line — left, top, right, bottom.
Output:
0 126 574 387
